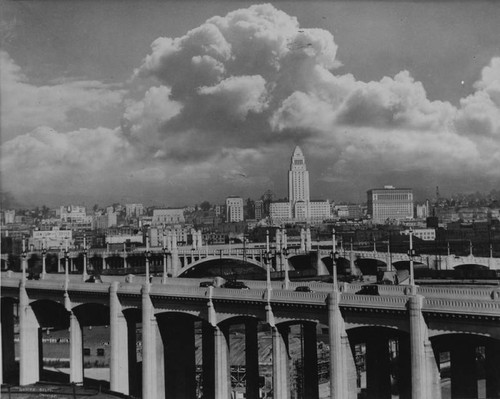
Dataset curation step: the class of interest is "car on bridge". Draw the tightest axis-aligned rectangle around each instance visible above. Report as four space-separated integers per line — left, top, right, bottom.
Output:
356 285 379 295
295 286 313 293
222 280 249 289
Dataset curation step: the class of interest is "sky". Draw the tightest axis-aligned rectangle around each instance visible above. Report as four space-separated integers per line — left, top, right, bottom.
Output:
1 1 499 208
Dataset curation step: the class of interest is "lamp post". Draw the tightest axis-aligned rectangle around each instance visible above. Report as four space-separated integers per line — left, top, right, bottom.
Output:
82 246 88 282
41 245 47 279
145 248 151 284
330 250 339 293
265 250 273 292
21 237 27 281
162 246 169 284
82 234 88 282
408 228 416 293
283 247 289 289
64 247 69 284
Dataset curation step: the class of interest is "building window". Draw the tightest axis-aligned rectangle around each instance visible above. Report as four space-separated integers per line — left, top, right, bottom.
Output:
83 348 91 356
97 348 105 357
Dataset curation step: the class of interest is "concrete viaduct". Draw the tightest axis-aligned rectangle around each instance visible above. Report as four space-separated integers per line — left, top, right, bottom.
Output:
2 272 500 399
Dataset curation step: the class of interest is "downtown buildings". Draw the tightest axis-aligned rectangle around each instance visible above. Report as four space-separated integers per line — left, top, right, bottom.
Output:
269 146 331 224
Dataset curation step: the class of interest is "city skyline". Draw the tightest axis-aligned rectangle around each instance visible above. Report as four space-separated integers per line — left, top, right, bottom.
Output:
1 1 499 208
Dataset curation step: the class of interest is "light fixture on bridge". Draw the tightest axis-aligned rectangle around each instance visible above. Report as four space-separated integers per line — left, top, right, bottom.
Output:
330 250 340 292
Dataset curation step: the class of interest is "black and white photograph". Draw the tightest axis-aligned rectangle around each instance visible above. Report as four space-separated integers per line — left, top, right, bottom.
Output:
1 1 499 398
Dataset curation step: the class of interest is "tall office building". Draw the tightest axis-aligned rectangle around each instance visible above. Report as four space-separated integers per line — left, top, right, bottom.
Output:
226 196 244 222
367 186 414 224
288 146 310 218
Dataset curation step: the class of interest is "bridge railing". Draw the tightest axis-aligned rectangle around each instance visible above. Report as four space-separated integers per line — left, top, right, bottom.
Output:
340 293 408 310
417 285 499 300
423 297 500 317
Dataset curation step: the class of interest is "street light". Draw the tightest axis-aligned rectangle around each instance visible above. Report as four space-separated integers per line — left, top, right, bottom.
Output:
330 250 339 292
162 246 169 284
407 228 416 293
145 248 151 283
41 245 47 279
283 247 289 289
265 250 273 292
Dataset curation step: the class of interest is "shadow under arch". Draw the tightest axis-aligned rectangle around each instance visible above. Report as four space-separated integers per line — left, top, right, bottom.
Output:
356 258 388 275
347 325 412 399
1 297 19 384
72 303 110 327
430 333 500 399
30 299 70 330
178 257 267 279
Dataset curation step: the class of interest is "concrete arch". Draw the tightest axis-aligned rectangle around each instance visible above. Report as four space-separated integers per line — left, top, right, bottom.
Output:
431 332 500 350
218 315 264 330
347 325 409 343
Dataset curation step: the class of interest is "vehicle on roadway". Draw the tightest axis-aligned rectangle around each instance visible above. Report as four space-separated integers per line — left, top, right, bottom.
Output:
222 280 249 289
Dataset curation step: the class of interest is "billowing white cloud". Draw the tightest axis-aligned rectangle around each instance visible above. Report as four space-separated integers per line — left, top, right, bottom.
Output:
2 4 500 206
455 57 500 138
198 75 268 120
0 51 125 138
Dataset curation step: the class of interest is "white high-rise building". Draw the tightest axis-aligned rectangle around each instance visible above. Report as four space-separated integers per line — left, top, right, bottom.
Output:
288 146 310 218
226 196 244 222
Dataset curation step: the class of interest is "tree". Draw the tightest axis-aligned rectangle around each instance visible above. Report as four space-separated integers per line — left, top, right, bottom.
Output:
200 201 211 211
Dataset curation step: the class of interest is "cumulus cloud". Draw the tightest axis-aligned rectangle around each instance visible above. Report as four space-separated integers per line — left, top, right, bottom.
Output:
2 4 500 205
0 51 125 138
455 57 500 138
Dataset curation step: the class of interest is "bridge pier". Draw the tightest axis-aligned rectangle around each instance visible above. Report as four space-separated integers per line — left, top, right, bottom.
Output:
272 325 290 399
409 294 441 399
109 282 129 395
142 284 164 399
126 315 139 396
214 325 231 399
19 282 40 385
69 312 83 384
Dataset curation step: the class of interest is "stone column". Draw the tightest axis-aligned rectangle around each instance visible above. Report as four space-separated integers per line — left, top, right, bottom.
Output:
214 325 231 399
19 282 40 385
485 340 500 399
342 333 357 398
245 319 260 399
141 284 156 399
408 294 441 399
126 315 139 396
349 252 356 276
272 325 290 399
109 282 129 394
57 252 62 273
450 341 477 399
303 323 319 399
1 300 16 384
328 293 347 399
171 249 179 277
69 312 83 384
